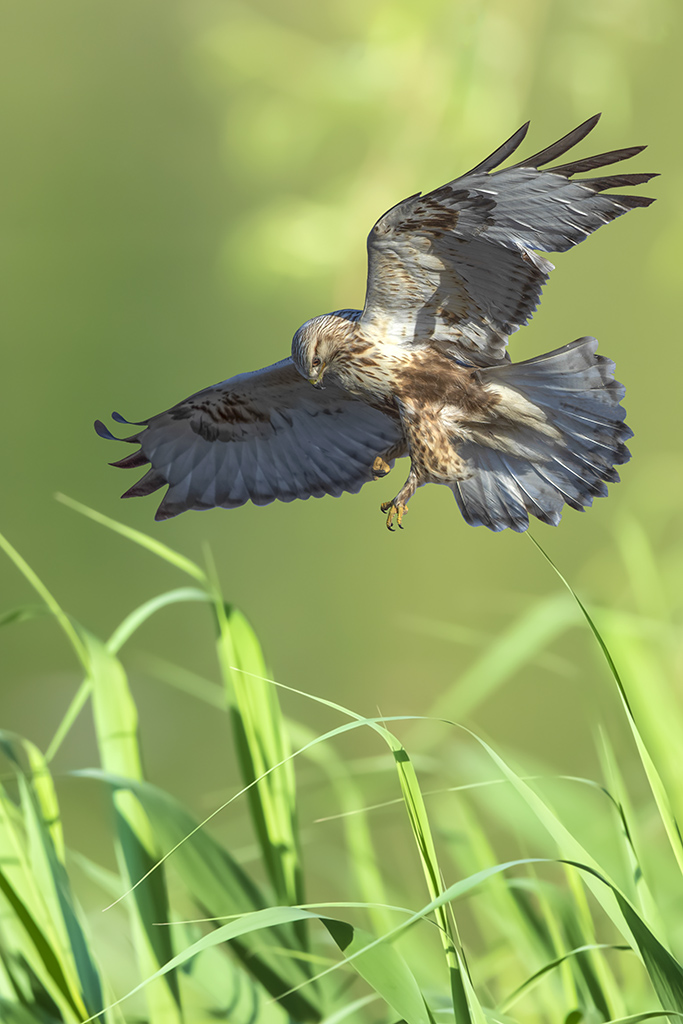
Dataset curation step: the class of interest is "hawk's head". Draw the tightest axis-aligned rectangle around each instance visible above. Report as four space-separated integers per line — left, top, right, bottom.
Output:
291 314 355 388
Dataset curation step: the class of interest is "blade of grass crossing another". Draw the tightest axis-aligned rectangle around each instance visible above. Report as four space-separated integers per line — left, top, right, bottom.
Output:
528 533 683 881
84 631 182 1024
213 598 304 912
463 725 683 1015
388 741 475 1023
75 768 324 1022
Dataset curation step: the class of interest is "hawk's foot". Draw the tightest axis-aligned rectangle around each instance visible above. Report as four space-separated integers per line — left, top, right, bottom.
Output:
380 499 408 531
372 456 391 480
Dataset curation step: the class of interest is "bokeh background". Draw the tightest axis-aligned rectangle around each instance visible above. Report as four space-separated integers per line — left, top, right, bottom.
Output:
1 0 680 875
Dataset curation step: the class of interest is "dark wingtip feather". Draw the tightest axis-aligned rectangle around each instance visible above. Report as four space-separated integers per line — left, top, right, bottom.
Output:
584 172 659 192
121 469 166 500
94 419 117 440
110 450 149 470
514 113 602 169
552 145 648 176
609 194 656 209
154 500 182 521
95 417 144 444
463 121 530 176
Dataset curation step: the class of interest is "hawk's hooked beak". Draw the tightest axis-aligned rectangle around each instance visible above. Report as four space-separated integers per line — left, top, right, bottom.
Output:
308 364 327 388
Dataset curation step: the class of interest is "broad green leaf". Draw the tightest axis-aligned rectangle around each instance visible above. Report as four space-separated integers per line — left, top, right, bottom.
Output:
214 600 303 910
84 631 181 1021
324 918 433 1024
0 859 84 1021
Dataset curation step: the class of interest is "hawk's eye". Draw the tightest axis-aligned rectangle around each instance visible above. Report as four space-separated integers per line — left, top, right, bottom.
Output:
311 356 322 369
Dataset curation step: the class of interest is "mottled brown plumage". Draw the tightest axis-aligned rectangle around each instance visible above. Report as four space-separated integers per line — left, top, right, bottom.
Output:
96 114 655 531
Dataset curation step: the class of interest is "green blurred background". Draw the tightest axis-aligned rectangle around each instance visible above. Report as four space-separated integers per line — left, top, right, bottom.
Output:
1 0 680 819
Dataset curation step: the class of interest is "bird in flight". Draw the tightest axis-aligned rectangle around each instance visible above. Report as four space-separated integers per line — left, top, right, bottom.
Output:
96 114 655 532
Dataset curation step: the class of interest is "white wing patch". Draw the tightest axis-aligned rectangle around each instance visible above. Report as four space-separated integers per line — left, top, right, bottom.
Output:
361 114 655 366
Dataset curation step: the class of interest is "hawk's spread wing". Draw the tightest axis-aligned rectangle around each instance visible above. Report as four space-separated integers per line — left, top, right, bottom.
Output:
361 114 656 366
96 359 406 520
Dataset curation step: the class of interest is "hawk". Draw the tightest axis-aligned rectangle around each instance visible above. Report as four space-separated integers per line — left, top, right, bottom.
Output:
96 114 655 532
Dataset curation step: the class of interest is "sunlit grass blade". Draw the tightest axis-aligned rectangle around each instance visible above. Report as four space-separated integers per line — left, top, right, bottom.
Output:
0 527 89 669
468 727 683 1013
0 737 95 1022
78 906 328 1024
500 943 634 1013
323 918 435 1024
45 678 93 764
611 885 683 1014
55 494 207 582
106 587 209 654
564 862 625 1018
213 597 304 913
78 862 551 1024
288 718 393 938
84 631 182 1023
74 769 324 1022
597 729 666 937
528 533 683 883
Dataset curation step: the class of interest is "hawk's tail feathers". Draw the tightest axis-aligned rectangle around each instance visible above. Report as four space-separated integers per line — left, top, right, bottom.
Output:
450 337 632 532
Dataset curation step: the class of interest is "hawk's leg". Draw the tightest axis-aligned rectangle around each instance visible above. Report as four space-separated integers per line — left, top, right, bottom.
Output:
372 456 392 479
380 499 408 530
380 469 419 531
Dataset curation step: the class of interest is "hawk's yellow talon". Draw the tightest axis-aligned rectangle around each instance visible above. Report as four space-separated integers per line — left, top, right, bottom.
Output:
380 500 408 531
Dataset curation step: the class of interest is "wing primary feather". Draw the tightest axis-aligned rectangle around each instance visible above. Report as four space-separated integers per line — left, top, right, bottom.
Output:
551 145 647 176
110 450 149 470
121 469 166 499
580 172 659 192
94 419 140 444
94 419 119 441
513 113 602 168
462 121 530 175
602 193 656 209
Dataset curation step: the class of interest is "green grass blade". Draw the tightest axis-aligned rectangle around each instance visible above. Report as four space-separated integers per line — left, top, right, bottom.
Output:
288 719 393 938
612 886 683 1014
602 1015 683 1023
17 772 104 1018
55 494 206 582
0 528 89 669
84 631 181 1022
527 534 683 883
79 906 325 1024
214 598 304 912
45 679 92 764
323 918 434 1024
106 587 209 654
0 846 85 1021
75 769 323 1022
500 943 631 1012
